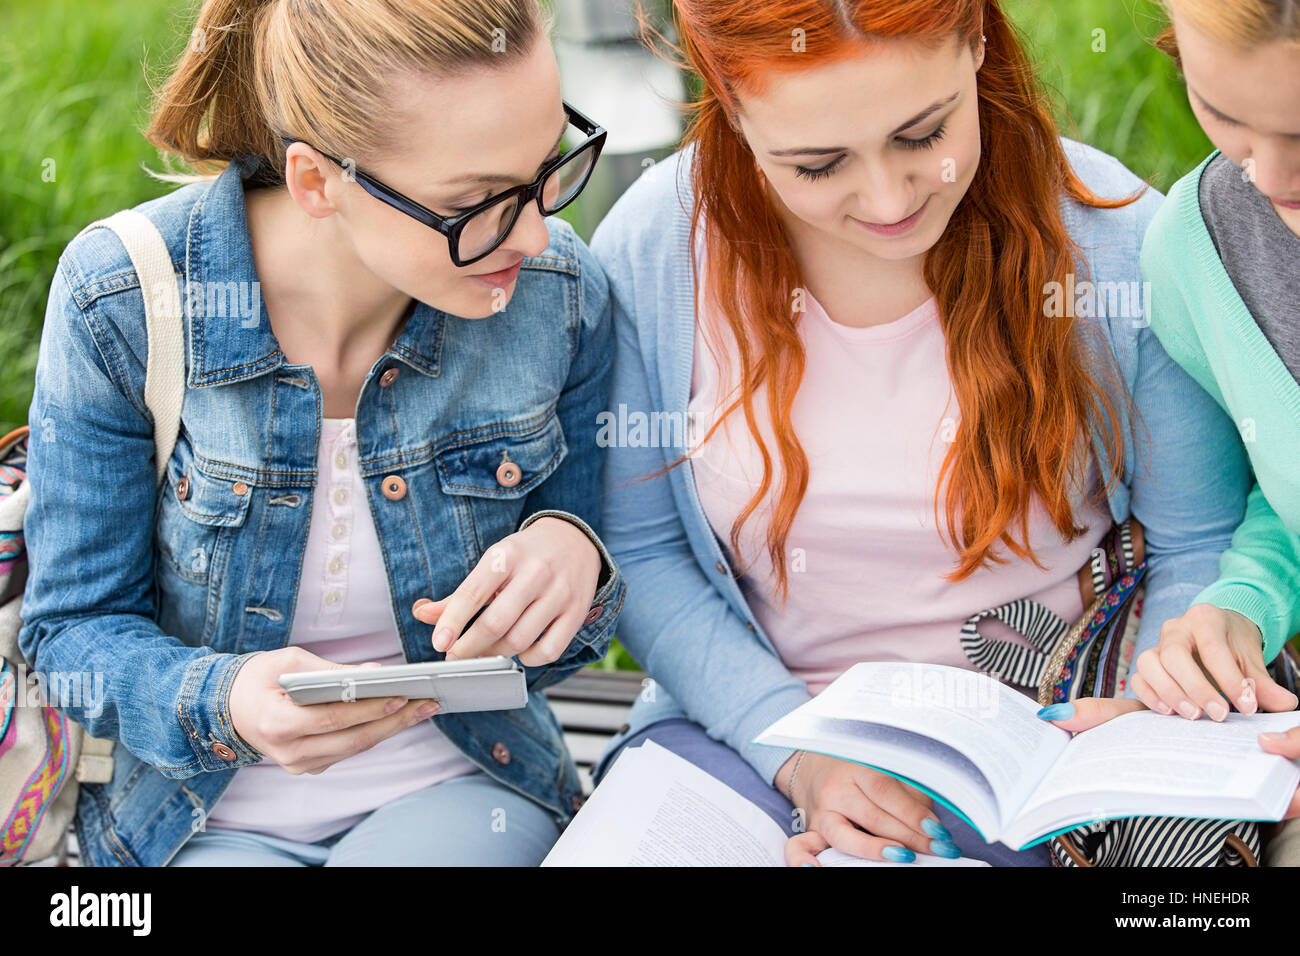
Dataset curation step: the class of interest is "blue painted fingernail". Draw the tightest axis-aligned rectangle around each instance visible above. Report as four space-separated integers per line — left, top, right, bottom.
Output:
922 818 951 841
882 846 915 863
930 840 962 859
1037 703 1075 721
801 862 815 867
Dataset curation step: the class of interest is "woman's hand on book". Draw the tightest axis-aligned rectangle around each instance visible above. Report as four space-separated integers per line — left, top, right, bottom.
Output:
229 648 440 775
411 516 602 666
777 752 961 865
1258 727 1300 758
1131 604 1296 721
1038 696 1300 820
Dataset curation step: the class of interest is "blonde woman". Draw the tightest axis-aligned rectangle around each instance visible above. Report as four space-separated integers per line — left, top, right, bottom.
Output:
1042 0 1300 813
19 0 623 866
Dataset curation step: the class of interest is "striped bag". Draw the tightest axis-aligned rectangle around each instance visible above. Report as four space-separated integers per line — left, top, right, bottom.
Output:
0 208 187 864
961 518 1297 867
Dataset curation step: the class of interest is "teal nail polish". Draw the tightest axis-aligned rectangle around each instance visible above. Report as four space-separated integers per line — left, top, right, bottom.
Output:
922 818 952 841
801 862 815 867
929 840 962 859
1037 703 1075 721
882 845 915 863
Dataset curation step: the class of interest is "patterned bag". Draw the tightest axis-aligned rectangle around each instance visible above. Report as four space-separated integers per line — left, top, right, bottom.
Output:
961 518 1297 867
0 209 186 864
0 426 116 865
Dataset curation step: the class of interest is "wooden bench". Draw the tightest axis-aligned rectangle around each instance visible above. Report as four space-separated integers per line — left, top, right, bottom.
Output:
31 667 646 866
544 668 644 793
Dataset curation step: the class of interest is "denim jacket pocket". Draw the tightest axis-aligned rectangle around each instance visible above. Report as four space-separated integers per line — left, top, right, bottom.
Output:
436 411 568 499
435 411 567 556
156 459 253 583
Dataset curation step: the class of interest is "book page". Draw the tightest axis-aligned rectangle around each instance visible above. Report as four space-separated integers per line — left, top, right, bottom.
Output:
765 662 1069 816
1008 710 1300 846
543 739 988 867
542 741 789 866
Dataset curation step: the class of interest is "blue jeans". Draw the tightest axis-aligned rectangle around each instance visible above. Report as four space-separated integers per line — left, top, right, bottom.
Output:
602 718 1051 867
166 772 560 866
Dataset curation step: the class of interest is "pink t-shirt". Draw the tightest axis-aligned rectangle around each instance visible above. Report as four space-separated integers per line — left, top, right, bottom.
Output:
687 239 1111 696
204 416 478 842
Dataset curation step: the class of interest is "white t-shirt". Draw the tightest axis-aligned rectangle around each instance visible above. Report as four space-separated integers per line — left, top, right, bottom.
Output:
204 417 478 842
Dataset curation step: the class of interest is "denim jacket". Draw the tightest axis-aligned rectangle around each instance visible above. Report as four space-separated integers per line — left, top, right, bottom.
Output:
19 154 625 866
588 139 1253 787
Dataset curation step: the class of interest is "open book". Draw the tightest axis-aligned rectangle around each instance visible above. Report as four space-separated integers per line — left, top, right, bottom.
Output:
755 662 1300 851
542 739 988 866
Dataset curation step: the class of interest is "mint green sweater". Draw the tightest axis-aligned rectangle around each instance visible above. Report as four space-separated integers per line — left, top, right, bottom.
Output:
1140 152 1300 663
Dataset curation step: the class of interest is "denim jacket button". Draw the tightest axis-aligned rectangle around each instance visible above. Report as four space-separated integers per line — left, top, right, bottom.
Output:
176 475 190 500
212 742 237 762
745 621 756 633
232 481 249 496
714 560 728 575
583 605 604 626
379 367 400 387
495 461 521 488
381 475 407 500
491 742 511 765
571 794 585 812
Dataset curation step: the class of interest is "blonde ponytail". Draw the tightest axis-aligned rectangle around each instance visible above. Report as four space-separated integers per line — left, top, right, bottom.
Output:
1158 0 1300 63
144 0 548 185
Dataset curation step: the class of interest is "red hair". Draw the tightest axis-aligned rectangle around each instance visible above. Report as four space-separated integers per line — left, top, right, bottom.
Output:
642 0 1142 601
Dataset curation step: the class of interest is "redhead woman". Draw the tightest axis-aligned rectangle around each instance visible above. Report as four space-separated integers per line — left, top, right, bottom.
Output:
19 0 624 866
588 0 1252 866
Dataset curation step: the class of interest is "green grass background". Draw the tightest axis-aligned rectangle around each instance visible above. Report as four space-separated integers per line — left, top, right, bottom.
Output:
0 1 1213 673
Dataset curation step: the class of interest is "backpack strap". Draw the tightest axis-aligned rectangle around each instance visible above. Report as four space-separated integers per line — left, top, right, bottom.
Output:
64 209 188 782
75 736 117 784
75 209 186 487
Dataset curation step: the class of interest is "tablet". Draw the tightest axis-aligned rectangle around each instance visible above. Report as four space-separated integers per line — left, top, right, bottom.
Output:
277 656 527 711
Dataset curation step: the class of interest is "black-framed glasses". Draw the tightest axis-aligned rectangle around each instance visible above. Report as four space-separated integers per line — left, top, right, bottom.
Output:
281 101 606 267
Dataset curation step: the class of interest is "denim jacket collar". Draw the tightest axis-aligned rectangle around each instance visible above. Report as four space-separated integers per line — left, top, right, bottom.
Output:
185 154 445 389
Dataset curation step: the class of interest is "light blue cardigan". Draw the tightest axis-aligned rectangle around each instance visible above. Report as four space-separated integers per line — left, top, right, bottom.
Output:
589 139 1253 786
